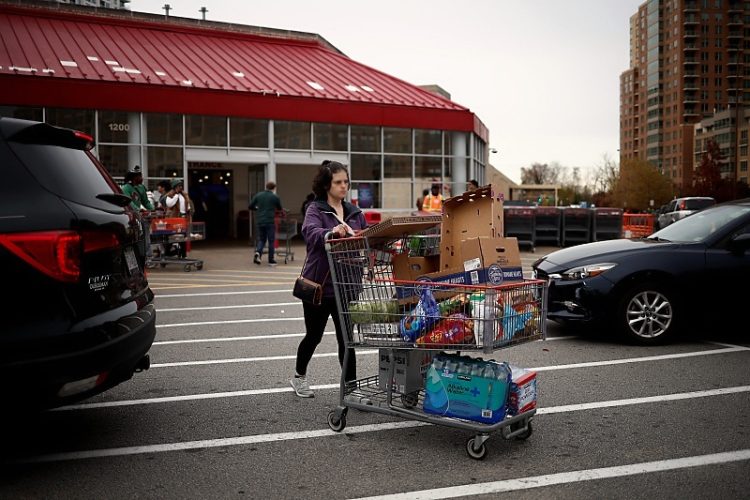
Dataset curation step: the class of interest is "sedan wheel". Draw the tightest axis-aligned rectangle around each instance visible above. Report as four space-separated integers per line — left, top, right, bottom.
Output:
618 282 676 343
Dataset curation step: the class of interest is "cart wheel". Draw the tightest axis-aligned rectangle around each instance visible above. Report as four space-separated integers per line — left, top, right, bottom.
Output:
196 263 203 271
291 255 295 262
327 410 347 432
159 263 167 268
466 437 488 460
284 257 288 264
184 265 192 272
400 392 418 408
512 421 533 440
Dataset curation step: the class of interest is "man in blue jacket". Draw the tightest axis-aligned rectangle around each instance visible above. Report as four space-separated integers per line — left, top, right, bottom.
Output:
249 181 283 266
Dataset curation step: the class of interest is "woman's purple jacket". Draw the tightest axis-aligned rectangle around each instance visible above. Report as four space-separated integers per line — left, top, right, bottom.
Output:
301 199 366 298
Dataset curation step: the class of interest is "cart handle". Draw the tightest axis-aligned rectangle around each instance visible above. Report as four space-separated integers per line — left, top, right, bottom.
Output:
369 277 547 290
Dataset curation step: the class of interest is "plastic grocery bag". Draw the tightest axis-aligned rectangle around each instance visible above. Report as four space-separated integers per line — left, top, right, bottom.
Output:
400 286 440 342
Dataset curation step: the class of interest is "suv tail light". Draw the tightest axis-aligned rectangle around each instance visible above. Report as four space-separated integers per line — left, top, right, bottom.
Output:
0 230 120 283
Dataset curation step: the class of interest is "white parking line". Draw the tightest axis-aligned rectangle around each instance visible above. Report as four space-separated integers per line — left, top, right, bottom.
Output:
147 343 748 369
156 302 300 313
27 385 750 462
155 290 292 298
352 449 750 500
58 347 749 409
153 331 334 345
157 317 305 328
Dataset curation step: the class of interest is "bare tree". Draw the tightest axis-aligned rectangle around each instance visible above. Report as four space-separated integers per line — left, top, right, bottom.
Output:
520 162 561 184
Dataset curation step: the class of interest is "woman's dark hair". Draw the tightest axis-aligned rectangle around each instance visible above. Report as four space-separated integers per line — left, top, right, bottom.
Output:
124 171 138 183
158 180 172 190
311 160 349 199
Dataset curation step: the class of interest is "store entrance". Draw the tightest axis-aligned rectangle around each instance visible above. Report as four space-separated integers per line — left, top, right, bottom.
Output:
188 166 233 241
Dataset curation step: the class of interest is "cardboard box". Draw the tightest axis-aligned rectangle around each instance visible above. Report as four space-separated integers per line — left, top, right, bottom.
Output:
458 236 521 272
392 253 440 282
393 237 524 300
378 349 435 394
440 186 504 270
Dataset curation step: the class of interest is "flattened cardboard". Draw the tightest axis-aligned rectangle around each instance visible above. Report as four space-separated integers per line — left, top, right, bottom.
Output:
440 186 504 270
359 215 441 240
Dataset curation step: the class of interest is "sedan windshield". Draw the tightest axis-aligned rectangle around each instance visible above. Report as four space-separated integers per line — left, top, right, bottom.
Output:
648 204 750 242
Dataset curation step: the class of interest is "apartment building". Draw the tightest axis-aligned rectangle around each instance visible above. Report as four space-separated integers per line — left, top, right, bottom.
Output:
620 0 749 192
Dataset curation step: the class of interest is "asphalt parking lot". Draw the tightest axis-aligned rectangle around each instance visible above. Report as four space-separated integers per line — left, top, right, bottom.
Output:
1 240 749 499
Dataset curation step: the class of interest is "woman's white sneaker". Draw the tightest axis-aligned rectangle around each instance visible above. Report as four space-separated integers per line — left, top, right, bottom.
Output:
290 376 314 398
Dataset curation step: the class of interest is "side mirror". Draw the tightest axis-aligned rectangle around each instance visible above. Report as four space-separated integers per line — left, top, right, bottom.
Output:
729 232 750 253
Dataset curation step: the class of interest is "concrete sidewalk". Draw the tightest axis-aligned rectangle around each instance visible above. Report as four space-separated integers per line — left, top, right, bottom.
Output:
182 238 556 271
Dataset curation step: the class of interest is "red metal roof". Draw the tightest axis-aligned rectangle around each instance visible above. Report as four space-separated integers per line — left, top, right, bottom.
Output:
0 5 488 140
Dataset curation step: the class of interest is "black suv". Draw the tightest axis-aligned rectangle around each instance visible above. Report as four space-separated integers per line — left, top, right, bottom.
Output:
0 118 155 410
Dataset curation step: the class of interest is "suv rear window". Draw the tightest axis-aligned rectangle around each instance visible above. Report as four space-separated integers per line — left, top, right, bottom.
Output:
8 142 119 211
685 198 715 210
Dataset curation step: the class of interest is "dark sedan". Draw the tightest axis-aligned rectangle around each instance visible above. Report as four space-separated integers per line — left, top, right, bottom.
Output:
532 199 750 344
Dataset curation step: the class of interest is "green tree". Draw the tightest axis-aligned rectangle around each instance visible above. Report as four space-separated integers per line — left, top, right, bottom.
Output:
611 159 673 211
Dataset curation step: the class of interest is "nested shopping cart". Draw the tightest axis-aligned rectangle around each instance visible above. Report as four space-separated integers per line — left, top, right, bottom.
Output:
274 210 297 264
324 231 548 459
147 215 205 272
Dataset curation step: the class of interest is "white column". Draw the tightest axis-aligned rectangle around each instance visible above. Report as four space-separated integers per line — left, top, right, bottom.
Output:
452 132 468 185
128 112 142 173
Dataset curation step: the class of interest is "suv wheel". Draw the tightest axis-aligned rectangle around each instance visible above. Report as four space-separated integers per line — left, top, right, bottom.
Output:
616 281 678 344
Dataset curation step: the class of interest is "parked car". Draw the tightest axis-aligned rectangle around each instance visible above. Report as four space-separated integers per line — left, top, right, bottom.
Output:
0 118 156 410
532 198 750 344
656 196 715 229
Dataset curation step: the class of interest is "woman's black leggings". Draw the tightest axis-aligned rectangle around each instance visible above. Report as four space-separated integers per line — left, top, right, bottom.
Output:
296 297 356 382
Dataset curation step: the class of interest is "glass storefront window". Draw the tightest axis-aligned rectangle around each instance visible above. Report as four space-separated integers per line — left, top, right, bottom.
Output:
351 181 381 209
384 155 411 178
186 115 227 146
97 145 139 180
415 129 442 155
0 106 43 121
99 110 141 144
313 123 348 151
230 118 268 148
274 121 311 149
146 146 183 179
381 180 413 209
415 156 441 178
351 125 381 152
384 127 412 153
46 108 95 137
146 113 183 145
350 154 381 180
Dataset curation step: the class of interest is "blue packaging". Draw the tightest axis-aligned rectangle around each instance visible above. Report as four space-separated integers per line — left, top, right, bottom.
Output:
423 355 511 424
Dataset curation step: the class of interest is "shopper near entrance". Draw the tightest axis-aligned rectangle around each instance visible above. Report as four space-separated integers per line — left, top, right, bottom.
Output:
416 188 429 211
290 160 367 398
154 180 172 211
121 166 154 212
422 183 444 212
467 179 479 192
166 179 193 217
249 181 283 266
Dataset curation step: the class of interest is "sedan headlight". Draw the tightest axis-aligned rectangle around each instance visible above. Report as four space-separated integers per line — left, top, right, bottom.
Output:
551 263 617 281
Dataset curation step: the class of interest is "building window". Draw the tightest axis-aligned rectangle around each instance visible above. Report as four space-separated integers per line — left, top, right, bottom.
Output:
741 160 748 172
350 153 381 180
0 106 43 121
414 156 442 178
384 155 411 178
313 123 348 151
350 125 381 152
384 127 412 153
46 108 95 137
146 146 184 178
350 181 381 209
96 145 136 180
230 118 268 148
145 113 183 145
185 115 227 146
414 129 442 155
274 121 311 150
98 110 140 144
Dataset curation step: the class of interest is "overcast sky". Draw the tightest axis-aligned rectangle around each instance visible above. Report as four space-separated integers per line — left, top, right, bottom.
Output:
130 0 643 183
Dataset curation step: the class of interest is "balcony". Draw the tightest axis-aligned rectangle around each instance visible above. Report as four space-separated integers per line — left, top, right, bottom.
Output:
683 57 698 65
683 94 699 104
728 16 743 26
727 57 741 66
683 29 697 39
684 1 698 12
728 30 743 39
683 70 698 78
683 43 698 51
683 15 699 25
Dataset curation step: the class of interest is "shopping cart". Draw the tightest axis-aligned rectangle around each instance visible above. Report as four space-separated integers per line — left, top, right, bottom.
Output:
274 210 297 264
147 215 205 272
324 231 547 459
